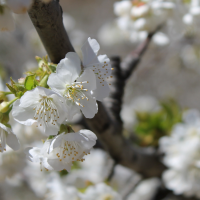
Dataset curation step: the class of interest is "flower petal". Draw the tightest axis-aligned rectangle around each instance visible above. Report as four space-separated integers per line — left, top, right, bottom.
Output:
12 100 36 126
76 68 96 91
19 87 40 108
66 100 81 121
27 147 42 162
43 123 60 136
47 73 66 94
48 157 71 171
57 52 81 83
80 92 98 118
79 129 97 148
93 79 110 101
6 131 20 151
50 94 69 123
81 37 100 67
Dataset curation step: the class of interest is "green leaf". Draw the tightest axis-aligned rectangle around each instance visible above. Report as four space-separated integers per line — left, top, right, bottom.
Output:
6 83 16 95
24 75 36 90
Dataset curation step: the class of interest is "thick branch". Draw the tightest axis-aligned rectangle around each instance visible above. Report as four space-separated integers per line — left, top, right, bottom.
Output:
28 0 74 64
28 0 166 177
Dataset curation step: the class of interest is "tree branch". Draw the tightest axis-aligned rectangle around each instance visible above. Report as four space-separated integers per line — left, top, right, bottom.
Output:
28 0 166 178
121 25 163 81
28 0 74 64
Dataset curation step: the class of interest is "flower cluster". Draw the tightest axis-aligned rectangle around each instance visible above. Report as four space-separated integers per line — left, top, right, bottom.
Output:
113 0 175 44
159 109 200 198
0 37 112 172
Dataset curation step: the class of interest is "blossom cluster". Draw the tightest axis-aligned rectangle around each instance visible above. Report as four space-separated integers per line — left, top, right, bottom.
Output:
159 109 200 198
0 37 112 172
113 0 175 44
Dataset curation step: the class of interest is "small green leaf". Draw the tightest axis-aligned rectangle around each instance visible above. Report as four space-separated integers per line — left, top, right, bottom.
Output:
6 83 16 95
24 75 36 90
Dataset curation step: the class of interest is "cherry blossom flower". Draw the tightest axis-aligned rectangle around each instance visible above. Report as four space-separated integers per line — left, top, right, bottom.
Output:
0 122 20 152
159 109 200 198
26 139 53 171
47 52 97 120
0 5 14 31
82 183 122 200
12 86 68 136
47 129 97 172
81 37 112 101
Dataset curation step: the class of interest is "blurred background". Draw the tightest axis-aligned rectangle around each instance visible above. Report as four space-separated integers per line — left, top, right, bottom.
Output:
1 0 200 199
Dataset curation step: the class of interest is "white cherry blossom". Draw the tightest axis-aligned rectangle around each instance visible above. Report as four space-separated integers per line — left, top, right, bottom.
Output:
159 109 200 198
26 139 53 171
0 122 20 152
114 1 132 17
47 129 97 172
12 86 68 136
82 183 122 200
81 37 112 101
48 52 97 120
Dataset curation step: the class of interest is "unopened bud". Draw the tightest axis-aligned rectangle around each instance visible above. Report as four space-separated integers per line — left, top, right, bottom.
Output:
39 75 49 88
0 91 9 103
0 102 10 113
18 78 25 84
0 97 19 114
38 60 47 71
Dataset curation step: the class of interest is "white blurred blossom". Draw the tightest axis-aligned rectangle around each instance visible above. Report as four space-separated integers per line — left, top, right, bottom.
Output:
160 109 200 197
82 183 122 200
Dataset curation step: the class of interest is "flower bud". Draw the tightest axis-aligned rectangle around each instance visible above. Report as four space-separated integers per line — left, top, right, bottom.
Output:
39 75 49 88
0 97 19 114
0 102 10 113
18 78 25 84
0 91 7 102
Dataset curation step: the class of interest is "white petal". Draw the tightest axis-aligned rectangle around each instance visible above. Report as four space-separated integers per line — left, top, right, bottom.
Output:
79 129 97 147
37 86 61 97
76 68 96 91
57 52 81 83
50 94 69 123
42 158 54 170
43 123 60 136
66 100 81 121
80 92 98 118
88 37 100 54
41 139 53 155
0 123 12 133
19 87 40 108
47 158 68 171
81 37 100 67
52 134 63 149
0 131 6 152
93 79 110 101
26 147 41 162
12 100 36 126
98 54 110 64
47 73 66 94
6 132 20 151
